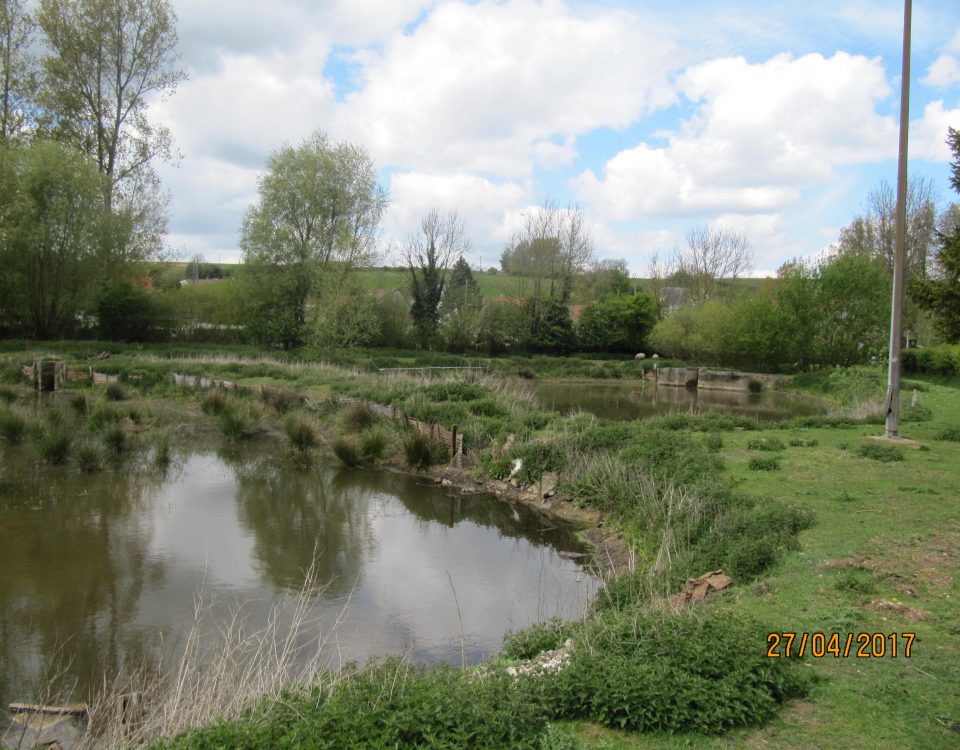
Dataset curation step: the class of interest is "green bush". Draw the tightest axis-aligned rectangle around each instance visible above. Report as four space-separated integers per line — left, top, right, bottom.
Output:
857 443 904 462
104 382 128 401
539 608 808 734
747 437 786 451
748 455 781 471
620 429 724 492
510 441 565 483
901 344 960 375
502 618 571 660
332 437 361 467
283 413 319 453
69 393 88 415
0 408 28 445
705 433 723 452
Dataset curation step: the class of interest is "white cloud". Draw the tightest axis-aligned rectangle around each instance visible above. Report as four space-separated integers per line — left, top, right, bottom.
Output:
573 52 897 219
923 54 960 89
910 101 960 162
336 0 678 177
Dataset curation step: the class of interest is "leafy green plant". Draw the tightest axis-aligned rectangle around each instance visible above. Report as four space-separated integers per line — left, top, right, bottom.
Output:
936 426 960 442
704 432 723 452
503 618 570 660
857 443 904 462
749 455 781 471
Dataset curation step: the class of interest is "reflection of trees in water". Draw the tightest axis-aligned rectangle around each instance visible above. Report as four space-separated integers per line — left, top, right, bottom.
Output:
230 455 375 597
0 452 164 709
331 468 583 553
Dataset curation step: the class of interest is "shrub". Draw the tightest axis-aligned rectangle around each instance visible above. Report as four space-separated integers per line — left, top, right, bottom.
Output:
103 424 127 454
509 441 565 484
332 437 361 467
901 404 933 423
901 344 960 375
857 443 904 462
517 366 537 379
358 426 390 463
38 430 71 464
0 409 28 445
748 456 781 471
502 618 570 660
284 413 319 453
704 433 723 452
788 437 818 447
75 442 103 473
747 437 786 451
340 401 376 432
540 608 808 734
105 382 127 401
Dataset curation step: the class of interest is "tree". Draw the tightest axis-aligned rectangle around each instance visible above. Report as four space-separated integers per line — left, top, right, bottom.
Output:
838 177 938 280
440 256 482 352
404 209 468 349
240 131 387 348
503 200 594 342
909 127 960 342
669 225 751 303
576 292 657 353
0 139 110 338
1 0 38 140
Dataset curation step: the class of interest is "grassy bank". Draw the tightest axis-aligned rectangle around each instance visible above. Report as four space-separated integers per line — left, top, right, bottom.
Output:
1 348 957 749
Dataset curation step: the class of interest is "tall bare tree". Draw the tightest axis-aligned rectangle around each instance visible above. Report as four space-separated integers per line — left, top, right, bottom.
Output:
404 209 469 348
838 177 938 280
1 0 37 140
670 225 752 303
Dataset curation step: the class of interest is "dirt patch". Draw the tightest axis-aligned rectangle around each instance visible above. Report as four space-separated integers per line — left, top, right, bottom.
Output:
820 531 960 596
869 598 927 621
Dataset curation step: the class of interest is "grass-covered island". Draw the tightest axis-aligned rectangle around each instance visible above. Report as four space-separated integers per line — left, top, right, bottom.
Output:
1 343 958 749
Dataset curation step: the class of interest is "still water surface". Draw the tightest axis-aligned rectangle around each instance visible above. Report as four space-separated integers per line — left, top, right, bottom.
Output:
0 446 594 710
533 380 824 422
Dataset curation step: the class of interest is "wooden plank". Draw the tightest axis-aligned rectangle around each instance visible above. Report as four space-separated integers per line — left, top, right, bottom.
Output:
8 702 88 717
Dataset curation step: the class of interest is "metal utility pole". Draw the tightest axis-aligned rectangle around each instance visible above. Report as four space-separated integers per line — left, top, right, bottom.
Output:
884 0 912 439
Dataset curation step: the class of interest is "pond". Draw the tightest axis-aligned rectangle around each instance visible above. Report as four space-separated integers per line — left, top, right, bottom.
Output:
533 380 824 422
0 445 595 713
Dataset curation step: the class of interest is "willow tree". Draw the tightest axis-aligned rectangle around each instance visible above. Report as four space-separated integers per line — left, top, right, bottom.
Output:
240 131 387 348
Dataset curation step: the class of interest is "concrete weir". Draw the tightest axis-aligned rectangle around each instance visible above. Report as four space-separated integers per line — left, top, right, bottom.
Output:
655 367 782 392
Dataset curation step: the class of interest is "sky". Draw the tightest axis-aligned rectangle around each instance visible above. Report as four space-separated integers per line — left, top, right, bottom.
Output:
150 0 960 277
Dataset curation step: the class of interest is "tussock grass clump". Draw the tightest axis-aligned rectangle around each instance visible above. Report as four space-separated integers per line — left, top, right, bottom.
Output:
89 402 123 431
105 382 128 401
69 393 88 416
200 389 231 416
0 385 18 404
747 437 786 451
340 401 376 432
38 430 72 464
0 408 29 445
857 443 904 462
75 442 104 473
704 433 723 452
218 402 261 442
788 437 818 447
153 432 172 468
283 413 319 453
403 432 445 470
261 387 300 414
357 426 389 463
103 424 127 454
332 437 361 467
935 426 960 442
748 455 781 471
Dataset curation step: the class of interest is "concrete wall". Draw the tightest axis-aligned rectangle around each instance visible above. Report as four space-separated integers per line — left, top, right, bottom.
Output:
697 369 781 392
655 367 700 388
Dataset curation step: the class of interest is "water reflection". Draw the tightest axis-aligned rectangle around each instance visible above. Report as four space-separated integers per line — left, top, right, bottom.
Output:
0 444 594 711
534 380 823 421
